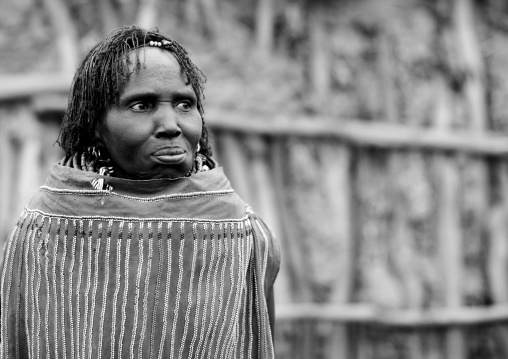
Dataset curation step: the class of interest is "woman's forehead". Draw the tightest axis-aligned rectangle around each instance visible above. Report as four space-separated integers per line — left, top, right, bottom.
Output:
123 47 183 72
118 47 192 95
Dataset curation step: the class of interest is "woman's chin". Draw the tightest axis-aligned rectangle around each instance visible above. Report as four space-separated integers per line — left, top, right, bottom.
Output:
155 161 194 179
115 161 192 180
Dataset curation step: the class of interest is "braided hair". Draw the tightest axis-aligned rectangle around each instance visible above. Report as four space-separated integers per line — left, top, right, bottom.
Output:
57 25 212 160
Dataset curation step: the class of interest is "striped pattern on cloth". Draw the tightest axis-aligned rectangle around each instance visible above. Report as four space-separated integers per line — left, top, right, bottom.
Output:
1 165 280 359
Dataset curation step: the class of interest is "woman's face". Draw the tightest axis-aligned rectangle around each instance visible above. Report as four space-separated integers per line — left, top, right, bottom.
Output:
95 47 202 180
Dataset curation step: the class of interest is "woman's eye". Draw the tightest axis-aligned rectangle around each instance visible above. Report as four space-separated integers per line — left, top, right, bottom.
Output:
130 102 153 111
176 101 192 111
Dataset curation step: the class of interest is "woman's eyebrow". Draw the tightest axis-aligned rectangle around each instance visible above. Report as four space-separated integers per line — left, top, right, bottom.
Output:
171 88 197 99
119 88 196 103
119 89 158 105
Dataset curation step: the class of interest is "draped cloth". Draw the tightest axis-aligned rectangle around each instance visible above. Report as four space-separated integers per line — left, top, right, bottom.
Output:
1 165 280 359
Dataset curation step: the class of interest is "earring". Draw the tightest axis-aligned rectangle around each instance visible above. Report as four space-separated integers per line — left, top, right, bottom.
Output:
86 145 114 191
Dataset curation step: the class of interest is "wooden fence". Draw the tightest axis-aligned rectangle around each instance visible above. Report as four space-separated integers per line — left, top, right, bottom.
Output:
209 112 508 358
3 79 508 358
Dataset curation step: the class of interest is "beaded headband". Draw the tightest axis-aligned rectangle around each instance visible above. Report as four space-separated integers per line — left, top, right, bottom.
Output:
148 40 172 48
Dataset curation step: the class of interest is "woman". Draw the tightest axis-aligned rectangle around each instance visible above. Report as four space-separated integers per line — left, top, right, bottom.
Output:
1 26 280 358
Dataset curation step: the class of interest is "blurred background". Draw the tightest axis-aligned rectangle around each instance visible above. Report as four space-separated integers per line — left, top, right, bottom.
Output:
2 0 508 358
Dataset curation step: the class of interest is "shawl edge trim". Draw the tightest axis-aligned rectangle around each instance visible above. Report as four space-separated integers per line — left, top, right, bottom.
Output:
23 208 250 223
40 186 235 202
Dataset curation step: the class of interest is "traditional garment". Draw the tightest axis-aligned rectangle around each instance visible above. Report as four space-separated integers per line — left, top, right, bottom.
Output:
1 164 280 358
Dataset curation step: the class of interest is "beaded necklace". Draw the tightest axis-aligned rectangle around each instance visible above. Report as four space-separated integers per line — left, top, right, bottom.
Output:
58 147 217 191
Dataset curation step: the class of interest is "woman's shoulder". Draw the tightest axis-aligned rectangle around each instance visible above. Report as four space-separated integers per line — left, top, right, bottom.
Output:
246 207 281 288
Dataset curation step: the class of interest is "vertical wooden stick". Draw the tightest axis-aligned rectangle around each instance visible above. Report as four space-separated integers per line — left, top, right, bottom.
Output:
308 2 331 108
435 154 464 359
453 0 487 131
272 139 312 302
319 142 352 358
136 0 161 29
184 0 201 29
98 0 121 33
14 110 42 219
39 117 64 183
378 33 398 124
487 161 508 356
256 0 275 55
198 0 219 38
219 132 255 208
247 135 291 303
208 129 221 166
40 0 79 74
0 116 14 264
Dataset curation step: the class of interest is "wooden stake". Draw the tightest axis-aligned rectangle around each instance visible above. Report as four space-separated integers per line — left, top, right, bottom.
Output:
0 116 14 265
308 2 331 108
435 154 464 359
13 109 43 219
136 0 160 29
246 135 290 303
271 139 311 302
256 0 275 55
219 132 255 209
453 0 487 131
40 0 79 74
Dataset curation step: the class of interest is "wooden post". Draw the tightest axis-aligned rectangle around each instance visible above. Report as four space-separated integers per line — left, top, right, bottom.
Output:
98 0 121 33
272 139 312 302
307 1 331 110
320 143 353 304
0 115 14 263
378 33 397 124
208 128 221 166
389 153 425 309
320 142 352 359
431 0 485 351
435 154 464 359
453 0 487 131
184 0 201 30
40 0 79 74
198 0 219 38
219 132 256 209
38 115 64 183
246 135 290 303
13 109 43 219
488 161 508 356
390 152 427 359
136 0 160 29
256 0 275 55
488 177 508 303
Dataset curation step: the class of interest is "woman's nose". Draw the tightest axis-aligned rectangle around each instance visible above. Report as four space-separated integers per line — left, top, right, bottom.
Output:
154 104 182 138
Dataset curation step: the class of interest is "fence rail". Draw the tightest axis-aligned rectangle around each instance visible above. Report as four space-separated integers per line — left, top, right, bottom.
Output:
276 303 508 327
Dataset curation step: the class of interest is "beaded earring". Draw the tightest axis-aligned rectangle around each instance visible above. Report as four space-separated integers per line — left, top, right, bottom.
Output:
87 146 114 191
87 146 114 175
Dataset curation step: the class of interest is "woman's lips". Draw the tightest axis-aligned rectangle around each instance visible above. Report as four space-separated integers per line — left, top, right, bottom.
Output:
152 147 186 164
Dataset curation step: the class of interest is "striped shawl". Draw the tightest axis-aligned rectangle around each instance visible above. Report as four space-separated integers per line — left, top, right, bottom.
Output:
1 165 280 359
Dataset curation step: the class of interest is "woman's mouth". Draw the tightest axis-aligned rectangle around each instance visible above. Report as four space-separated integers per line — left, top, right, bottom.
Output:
152 147 186 164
